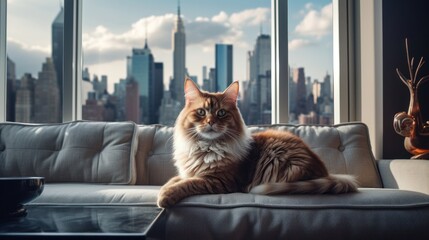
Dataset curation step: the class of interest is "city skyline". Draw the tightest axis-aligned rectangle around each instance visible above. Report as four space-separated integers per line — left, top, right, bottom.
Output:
6 0 333 93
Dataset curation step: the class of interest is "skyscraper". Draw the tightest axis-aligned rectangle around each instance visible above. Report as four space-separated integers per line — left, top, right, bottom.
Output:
153 62 164 124
82 92 103 121
6 57 16 121
130 38 154 124
52 6 63 110
215 44 233 92
33 58 60 123
15 74 35 123
92 75 108 98
125 77 140 123
249 34 271 81
171 3 186 103
322 73 332 99
293 67 307 116
241 34 271 124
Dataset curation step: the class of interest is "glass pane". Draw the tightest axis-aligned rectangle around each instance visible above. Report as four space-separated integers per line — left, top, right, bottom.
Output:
82 0 271 125
6 0 64 123
288 0 334 124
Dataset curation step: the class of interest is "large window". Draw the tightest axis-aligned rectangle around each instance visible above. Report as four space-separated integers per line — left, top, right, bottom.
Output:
288 0 333 124
81 0 272 125
5 0 64 123
1 0 342 127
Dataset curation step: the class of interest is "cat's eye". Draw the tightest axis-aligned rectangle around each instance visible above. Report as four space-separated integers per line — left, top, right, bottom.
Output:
196 108 206 116
217 109 226 118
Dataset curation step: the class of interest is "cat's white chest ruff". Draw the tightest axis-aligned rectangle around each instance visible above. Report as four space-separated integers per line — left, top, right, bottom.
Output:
190 141 227 164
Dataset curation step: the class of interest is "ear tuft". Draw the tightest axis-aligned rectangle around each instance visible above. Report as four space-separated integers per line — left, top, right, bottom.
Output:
223 81 239 103
184 77 201 103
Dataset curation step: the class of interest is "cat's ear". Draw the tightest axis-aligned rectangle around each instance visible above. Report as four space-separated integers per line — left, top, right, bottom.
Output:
184 77 201 104
223 81 239 104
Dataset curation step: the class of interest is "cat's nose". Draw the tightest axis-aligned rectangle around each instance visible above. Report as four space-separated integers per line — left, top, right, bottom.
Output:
207 118 215 126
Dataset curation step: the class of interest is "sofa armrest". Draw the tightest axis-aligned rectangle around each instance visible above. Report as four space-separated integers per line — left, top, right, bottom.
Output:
377 159 429 195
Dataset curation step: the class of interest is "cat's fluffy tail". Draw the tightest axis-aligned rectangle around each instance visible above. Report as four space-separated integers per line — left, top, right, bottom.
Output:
249 174 359 195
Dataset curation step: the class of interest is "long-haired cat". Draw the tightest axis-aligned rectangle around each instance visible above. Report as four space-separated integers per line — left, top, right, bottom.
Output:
157 78 358 208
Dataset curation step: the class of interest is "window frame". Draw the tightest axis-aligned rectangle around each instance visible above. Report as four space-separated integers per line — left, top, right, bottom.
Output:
63 0 82 122
271 0 288 123
0 0 6 122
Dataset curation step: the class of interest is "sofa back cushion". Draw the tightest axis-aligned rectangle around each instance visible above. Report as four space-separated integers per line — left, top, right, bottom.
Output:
135 125 176 185
248 123 382 188
139 122 382 188
0 121 138 184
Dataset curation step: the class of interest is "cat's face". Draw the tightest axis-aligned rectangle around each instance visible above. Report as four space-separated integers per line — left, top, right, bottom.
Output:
176 79 244 140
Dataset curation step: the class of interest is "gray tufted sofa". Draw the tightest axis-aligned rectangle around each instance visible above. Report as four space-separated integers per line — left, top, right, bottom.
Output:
1 121 429 239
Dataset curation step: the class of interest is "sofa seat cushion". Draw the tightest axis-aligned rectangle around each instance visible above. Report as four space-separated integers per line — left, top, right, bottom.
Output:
30 184 159 206
164 189 429 240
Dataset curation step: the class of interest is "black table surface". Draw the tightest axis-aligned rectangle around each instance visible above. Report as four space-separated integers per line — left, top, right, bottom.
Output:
0 205 164 239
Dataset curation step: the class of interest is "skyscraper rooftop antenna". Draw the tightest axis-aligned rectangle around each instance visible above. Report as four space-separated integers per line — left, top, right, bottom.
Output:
178 0 181 17
144 20 148 49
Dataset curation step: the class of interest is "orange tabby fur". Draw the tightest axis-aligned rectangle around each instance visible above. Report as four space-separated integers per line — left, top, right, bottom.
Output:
157 78 358 208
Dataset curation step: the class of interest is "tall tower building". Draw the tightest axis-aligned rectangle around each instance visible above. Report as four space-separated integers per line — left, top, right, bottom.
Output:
131 38 154 124
244 34 271 124
34 58 60 123
52 6 63 109
81 68 93 104
113 78 128 121
249 34 271 81
215 44 233 92
293 67 307 115
322 72 332 99
6 57 16 121
153 62 164 124
125 77 140 123
15 74 35 123
159 91 181 126
92 75 108 98
171 3 186 103
208 68 216 92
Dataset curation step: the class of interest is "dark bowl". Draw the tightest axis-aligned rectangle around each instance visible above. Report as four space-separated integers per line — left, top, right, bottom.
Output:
0 177 44 217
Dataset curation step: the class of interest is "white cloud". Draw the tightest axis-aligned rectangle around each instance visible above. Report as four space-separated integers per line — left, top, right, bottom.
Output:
230 8 270 27
82 14 176 65
9 6 270 81
295 3 332 38
305 3 314 11
8 38 50 54
82 7 269 66
212 11 229 23
288 39 312 50
195 17 210 22
6 39 50 78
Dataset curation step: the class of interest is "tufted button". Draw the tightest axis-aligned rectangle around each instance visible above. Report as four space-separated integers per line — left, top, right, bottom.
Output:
338 144 345 152
0 144 5 151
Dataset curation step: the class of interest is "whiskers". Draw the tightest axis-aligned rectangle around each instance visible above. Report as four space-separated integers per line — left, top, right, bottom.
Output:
223 129 242 142
181 127 199 146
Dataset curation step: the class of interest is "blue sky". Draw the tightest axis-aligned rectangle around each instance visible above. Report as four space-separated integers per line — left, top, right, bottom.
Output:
6 0 333 92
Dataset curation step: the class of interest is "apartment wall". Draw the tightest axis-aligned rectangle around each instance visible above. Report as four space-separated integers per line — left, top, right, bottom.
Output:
383 0 429 158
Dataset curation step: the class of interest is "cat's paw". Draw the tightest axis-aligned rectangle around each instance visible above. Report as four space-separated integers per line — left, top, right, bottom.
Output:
157 186 180 208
